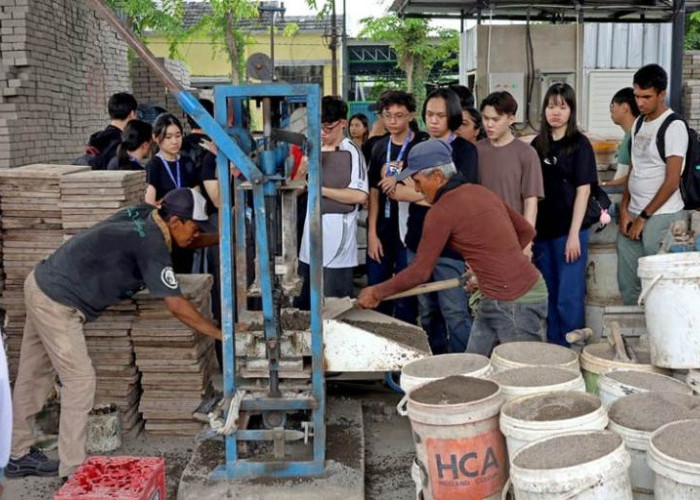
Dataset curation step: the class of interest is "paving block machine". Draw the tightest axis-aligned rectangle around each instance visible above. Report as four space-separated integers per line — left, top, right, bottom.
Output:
88 0 430 480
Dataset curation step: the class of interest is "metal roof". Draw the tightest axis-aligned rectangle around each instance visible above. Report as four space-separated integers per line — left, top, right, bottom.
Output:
390 0 698 23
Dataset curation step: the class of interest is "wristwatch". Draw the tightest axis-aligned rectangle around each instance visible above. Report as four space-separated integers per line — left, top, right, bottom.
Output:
639 209 651 220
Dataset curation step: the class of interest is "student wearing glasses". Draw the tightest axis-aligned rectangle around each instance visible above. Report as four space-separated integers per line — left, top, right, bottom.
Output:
296 96 369 309
366 91 428 323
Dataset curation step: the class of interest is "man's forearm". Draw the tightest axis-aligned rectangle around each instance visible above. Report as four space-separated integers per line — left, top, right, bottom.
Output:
165 296 222 340
392 184 424 203
523 197 538 228
322 187 367 204
188 233 219 249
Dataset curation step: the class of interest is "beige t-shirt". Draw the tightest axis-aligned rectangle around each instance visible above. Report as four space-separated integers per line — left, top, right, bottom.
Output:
477 138 544 214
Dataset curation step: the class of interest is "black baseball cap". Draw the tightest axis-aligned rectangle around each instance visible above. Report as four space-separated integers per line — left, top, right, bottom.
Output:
160 188 208 224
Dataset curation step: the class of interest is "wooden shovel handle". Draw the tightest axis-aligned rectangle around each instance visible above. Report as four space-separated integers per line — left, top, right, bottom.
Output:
384 277 463 300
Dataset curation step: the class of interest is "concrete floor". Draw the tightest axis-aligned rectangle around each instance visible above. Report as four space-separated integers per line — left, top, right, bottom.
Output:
2 381 417 500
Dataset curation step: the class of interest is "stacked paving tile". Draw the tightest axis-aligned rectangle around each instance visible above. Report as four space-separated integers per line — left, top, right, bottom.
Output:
86 301 143 437
132 274 216 436
0 164 89 379
60 170 146 237
684 52 700 132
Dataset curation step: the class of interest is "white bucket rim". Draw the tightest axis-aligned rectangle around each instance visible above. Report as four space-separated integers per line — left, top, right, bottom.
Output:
492 366 583 391
500 391 606 437
401 352 490 378
407 376 504 425
491 342 579 371
510 431 630 492
608 419 651 451
580 344 666 375
599 368 693 398
638 252 700 279
647 419 700 485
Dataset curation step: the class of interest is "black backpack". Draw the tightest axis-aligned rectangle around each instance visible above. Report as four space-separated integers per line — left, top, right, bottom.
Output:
632 113 700 210
72 137 121 170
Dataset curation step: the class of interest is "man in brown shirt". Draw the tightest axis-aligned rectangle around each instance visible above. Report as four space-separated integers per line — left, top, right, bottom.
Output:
357 140 548 355
477 92 543 227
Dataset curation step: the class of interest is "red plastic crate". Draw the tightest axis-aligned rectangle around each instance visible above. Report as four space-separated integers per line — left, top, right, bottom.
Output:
53 456 165 500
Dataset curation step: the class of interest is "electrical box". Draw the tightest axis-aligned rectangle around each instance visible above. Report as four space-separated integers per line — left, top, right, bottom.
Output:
538 71 576 107
488 72 525 123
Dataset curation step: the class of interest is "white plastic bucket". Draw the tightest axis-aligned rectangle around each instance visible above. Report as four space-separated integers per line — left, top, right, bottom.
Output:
407 375 508 500
510 431 632 499
500 391 608 459
397 353 491 416
648 419 700 499
598 369 693 408
638 253 700 369
608 392 700 500
491 341 579 373
489 366 586 403
580 342 668 394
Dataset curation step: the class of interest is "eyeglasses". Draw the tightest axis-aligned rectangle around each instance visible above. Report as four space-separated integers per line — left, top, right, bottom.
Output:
321 121 342 133
381 112 410 122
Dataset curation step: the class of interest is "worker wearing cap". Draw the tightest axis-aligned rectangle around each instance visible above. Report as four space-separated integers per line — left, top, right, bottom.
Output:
6 188 221 480
357 140 548 355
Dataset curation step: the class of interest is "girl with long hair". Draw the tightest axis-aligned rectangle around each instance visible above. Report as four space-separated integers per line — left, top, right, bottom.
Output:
531 83 598 346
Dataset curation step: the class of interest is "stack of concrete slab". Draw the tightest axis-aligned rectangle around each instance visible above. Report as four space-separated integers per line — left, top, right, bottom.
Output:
60 170 146 237
0 164 89 379
132 274 216 436
86 301 143 436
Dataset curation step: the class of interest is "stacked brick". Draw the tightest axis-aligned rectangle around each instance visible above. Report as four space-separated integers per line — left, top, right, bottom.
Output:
683 52 700 132
132 274 217 436
0 164 89 379
130 57 194 125
60 170 147 238
0 0 130 170
86 301 143 437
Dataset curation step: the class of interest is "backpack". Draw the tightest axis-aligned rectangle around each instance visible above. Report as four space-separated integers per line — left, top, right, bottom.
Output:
583 183 612 231
72 138 121 170
632 113 700 210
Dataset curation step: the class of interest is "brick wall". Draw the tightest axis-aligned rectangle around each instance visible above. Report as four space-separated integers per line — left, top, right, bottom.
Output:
683 51 700 131
130 57 194 126
0 0 130 169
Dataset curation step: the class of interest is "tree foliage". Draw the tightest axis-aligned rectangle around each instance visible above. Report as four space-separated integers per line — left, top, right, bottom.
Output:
686 12 700 51
106 0 188 58
359 14 458 104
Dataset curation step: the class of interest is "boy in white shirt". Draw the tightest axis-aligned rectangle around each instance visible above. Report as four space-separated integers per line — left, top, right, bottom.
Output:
296 96 369 308
618 64 688 304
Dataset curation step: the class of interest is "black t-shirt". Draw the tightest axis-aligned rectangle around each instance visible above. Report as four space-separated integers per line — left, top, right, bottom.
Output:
145 154 199 201
34 204 181 322
404 136 479 254
106 155 144 171
182 133 219 214
86 125 123 170
534 132 598 239
363 133 389 165
368 131 429 250
200 151 218 215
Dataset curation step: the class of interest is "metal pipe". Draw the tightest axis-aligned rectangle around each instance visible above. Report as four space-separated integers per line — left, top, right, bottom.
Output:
670 0 686 113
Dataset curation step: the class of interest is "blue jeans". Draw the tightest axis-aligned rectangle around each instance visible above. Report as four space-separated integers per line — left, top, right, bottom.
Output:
534 230 588 346
466 295 548 356
367 245 417 324
407 250 472 354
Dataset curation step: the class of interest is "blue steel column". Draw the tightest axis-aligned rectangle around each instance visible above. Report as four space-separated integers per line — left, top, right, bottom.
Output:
213 86 239 474
305 85 325 465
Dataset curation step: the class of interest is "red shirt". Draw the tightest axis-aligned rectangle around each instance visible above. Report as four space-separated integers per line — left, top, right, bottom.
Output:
374 183 540 301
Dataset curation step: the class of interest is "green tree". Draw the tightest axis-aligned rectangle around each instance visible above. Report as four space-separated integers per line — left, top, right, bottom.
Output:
188 0 259 84
686 12 700 50
106 0 188 58
359 14 459 104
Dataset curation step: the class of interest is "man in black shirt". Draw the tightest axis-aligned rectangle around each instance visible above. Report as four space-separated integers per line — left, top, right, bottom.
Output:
367 91 428 324
79 93 138 170
6 189 220 481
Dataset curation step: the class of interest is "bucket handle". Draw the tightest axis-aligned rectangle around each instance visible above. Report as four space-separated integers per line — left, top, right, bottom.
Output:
501 478 512 500
638 273 663 306
397 395 409 417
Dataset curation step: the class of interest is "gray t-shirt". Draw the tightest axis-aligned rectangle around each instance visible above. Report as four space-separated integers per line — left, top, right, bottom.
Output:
35 204 181 321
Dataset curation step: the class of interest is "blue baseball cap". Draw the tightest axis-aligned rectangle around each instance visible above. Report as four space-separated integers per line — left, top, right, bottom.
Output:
397 140 454 181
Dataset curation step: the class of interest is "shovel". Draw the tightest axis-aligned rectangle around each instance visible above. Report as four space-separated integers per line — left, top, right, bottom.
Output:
323 276 468 319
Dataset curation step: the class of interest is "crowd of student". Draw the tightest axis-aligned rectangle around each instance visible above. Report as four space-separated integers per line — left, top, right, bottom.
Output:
76 62 686 358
